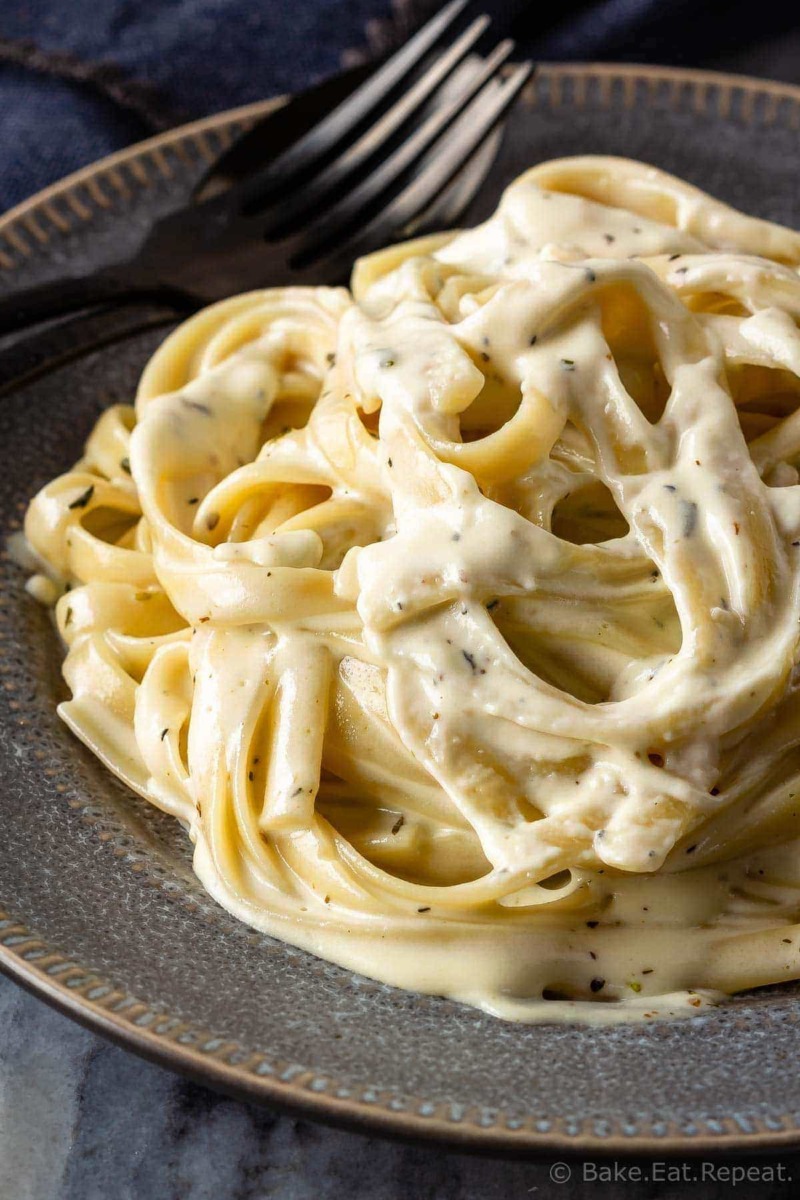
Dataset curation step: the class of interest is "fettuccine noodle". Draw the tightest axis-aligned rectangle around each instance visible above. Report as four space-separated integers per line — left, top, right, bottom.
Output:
23 157 800 1022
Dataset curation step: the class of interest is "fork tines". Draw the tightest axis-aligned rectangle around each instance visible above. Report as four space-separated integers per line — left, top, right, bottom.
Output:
245 0 473 202
238 1 533 272
310 59 532 272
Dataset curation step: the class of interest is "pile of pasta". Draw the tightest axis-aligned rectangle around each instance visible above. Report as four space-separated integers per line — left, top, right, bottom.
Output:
25 158 800 1020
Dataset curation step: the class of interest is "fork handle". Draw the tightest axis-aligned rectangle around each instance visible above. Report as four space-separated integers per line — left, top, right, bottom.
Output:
0 299 182 398
0 270 193 339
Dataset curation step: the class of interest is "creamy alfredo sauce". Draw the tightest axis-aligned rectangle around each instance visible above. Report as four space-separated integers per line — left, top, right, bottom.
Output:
22 157 800 1023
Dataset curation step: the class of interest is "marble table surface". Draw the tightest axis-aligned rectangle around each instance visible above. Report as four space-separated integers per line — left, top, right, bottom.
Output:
2 972 800 1199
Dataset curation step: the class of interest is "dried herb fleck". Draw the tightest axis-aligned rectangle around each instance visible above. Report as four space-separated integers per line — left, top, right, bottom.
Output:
68 485 94 510
182 398 212 415
679 499 698 537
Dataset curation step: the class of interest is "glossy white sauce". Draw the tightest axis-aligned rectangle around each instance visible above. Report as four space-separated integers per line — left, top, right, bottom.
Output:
22 157 800 1023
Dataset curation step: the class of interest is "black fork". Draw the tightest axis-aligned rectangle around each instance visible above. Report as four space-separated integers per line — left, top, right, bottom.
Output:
0 0 532 342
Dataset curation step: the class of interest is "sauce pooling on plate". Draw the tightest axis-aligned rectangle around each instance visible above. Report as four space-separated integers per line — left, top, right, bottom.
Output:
23 157 800 1023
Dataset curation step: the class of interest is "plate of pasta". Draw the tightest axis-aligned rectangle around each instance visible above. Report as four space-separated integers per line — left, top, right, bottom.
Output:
5 63 800 1155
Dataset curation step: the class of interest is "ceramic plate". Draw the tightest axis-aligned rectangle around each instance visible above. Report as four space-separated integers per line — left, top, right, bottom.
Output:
3 64 800 1157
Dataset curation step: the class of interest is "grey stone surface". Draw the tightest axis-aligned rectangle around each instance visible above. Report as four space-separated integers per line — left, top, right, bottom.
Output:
2 974 800 1200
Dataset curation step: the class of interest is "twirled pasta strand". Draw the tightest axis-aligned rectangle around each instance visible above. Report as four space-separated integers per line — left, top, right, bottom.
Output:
23 157 800 1022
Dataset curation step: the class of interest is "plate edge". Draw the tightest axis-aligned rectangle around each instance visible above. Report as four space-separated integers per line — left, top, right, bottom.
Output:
3 60 800 1155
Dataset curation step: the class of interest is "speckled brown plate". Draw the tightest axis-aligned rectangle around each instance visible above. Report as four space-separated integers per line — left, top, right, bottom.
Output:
3 64 800 1158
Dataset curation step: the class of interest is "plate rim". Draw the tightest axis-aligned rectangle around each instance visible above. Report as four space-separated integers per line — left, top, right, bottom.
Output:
4 60 800 1157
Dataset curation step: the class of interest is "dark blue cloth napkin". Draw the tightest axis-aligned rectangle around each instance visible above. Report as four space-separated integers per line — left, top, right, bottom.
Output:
1 0 799 212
